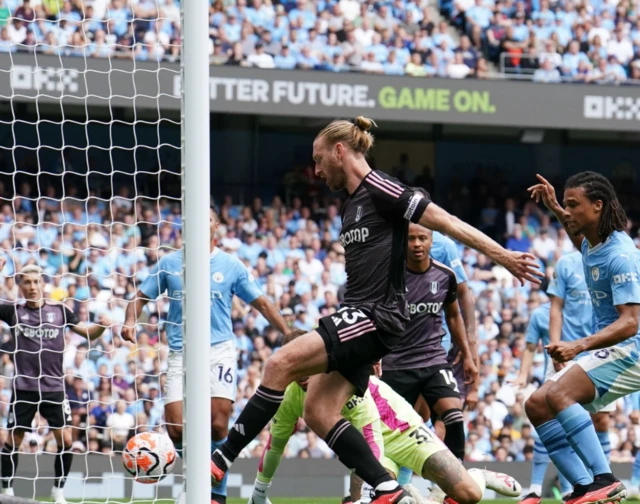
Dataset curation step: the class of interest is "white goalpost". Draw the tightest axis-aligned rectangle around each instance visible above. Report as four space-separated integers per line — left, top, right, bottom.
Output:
181 0 212 499
0 0 212 498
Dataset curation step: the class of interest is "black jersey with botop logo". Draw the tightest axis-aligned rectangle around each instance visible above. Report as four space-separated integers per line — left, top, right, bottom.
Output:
0 301 79 392
339 170 430 341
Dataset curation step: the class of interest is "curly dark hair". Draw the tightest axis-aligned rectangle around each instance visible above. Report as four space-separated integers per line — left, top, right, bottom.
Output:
565 171 627 241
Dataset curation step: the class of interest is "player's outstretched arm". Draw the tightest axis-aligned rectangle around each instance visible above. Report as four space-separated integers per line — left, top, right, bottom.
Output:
547 304 640 361
71 313 112 341
445 301 478 385
121 290 151 343
418 203 542 285
250 296 290 336
528 174 584 251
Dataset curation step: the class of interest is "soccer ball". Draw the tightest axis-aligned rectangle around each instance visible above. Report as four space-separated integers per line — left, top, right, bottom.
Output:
122 432 177 484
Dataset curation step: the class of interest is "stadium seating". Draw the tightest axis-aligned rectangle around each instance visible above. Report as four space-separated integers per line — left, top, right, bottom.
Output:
2 0 640 80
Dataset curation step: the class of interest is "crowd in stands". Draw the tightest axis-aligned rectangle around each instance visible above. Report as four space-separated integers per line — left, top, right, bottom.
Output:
1 165 640 464
3 0 639 81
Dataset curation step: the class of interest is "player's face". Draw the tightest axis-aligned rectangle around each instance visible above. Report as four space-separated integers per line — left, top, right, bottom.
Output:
562 187 602 236
312 137 347 192
20 274 44 301
210 208 220 240
407 223 432 262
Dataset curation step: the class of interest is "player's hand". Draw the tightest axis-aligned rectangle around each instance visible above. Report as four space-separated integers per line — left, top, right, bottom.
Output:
464 387 479 411
553 359 567 372
502 251 543 286
97 314 112 328
463 356 478 385
508 374 528 389
545 341 581 363
120 321 137 343
372 361 382 378
528 174 563 214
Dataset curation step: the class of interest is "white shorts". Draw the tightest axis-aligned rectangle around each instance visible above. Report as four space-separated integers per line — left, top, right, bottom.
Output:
164 339 237 405
548 345 640 413
545 360 615 413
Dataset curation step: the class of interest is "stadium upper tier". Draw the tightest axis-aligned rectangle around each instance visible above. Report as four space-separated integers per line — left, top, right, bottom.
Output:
1 0 639 82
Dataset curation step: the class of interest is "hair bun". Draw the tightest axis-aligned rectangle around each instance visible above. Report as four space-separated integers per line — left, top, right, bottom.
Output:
354 116 376 132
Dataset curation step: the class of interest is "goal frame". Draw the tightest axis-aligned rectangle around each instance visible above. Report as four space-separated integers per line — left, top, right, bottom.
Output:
181 0 212 499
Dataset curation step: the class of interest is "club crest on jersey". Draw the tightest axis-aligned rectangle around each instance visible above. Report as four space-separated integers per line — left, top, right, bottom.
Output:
430 282 439 294
46 312 55 323
212 272 224 283
355 206 363 222
591 267 600 282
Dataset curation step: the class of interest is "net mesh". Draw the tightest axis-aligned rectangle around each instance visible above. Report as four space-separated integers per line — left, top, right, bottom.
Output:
0 0 182 499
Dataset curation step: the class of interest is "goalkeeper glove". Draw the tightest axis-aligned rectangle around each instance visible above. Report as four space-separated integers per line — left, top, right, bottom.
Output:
249 478 272 504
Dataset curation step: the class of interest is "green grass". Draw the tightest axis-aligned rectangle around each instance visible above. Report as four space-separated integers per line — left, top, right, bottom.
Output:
36 499 559 504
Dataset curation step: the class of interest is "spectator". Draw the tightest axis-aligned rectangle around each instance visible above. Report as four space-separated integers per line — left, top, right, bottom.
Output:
447 51 472 78
247 42 276 68
533 58 562 82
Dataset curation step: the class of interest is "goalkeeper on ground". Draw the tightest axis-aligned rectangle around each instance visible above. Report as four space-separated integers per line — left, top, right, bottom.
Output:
249 330 523 504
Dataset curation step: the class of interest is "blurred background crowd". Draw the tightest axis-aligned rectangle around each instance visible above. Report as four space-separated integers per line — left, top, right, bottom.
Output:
2 0 640 81
1 164 640 464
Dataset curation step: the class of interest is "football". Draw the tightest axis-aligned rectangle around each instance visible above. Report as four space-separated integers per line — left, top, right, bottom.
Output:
122 432 177 484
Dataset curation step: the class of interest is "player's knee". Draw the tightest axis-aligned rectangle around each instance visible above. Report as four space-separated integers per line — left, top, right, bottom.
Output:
454 482 483 504
264 351 295 383
524 389 547 420
166 423 183 444
210 413 229 441
544 382 568 414
301 403 324 434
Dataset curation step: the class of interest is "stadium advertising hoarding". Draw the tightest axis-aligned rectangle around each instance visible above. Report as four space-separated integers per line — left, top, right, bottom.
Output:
9 454 616 499
4 53 640 131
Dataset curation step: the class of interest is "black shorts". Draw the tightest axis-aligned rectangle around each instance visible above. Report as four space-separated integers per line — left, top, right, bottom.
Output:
380 364 462 411
7 390 71 430
317 306 392 397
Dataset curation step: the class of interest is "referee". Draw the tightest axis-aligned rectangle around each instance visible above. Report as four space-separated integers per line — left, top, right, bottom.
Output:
0 263 110 504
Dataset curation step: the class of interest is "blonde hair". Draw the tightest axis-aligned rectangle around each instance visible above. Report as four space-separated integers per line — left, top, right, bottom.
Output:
19 265 43 282
317 116 377 155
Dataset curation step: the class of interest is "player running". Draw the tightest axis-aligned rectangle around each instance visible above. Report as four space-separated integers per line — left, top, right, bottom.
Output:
525 172 640 504
211 116 541 504
121 207 289 504
247 331 521 504
381 224 477 468
0 264 110 504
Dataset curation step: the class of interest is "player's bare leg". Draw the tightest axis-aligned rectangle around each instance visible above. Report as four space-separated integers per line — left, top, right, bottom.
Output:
422 450 520 504
0 428 24 496
422 450 482 504
50 427 73 504
164 401 183 450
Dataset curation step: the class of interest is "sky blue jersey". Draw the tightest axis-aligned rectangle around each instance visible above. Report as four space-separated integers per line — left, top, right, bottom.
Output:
547 251 592 343
525 303 551 379
139 248 263 351
431 231 468 351
582 231 640 348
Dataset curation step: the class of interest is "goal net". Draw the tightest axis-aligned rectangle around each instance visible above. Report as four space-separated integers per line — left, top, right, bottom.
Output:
0 1 184 500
